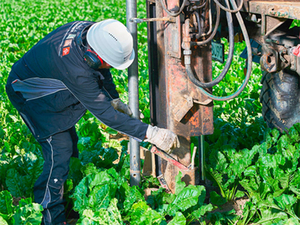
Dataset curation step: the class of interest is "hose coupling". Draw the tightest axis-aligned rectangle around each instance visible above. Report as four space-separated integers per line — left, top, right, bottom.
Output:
183 50 192 65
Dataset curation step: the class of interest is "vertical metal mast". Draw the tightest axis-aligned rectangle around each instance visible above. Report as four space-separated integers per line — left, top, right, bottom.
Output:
146 0 214 192
127 0 141 186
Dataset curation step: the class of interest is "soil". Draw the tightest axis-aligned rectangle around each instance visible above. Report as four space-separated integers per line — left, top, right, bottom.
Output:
12 196 24 206
212 197 250 216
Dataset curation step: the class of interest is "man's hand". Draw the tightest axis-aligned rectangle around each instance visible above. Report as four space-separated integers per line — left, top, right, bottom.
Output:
111 98 144 119
145 125 180 154
111 98 133 116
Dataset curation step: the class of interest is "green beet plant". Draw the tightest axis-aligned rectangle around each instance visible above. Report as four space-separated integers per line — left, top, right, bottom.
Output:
71 169 216 225
205 123 300 224
0 190 43 225
238 125 300 224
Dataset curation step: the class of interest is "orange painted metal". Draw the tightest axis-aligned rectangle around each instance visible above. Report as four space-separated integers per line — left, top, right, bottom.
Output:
150 145 190 171
147 0 213 193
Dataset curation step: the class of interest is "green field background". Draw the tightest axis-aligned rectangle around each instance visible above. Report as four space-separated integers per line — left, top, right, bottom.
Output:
2 0 300 224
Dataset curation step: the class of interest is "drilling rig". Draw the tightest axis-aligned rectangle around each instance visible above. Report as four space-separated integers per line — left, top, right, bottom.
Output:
128 0 300 192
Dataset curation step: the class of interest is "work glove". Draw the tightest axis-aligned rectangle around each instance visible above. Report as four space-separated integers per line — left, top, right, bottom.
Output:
145 125 180 154
111 98 132 116
111 98 144 119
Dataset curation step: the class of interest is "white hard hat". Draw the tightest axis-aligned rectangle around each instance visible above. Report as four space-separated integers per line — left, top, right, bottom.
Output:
86 19 135 70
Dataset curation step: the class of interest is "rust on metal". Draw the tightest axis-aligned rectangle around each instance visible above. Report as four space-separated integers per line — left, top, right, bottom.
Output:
130 170 141 174
147 0 213 193
130 17 176 23
150 146 190 171
260 43 292 72
161 137 198 192
260 52 277 72
246 1 300 20
172 95 194 122
261 15 287 37
166 15 181 58
241 1 300 42
157 174 171 192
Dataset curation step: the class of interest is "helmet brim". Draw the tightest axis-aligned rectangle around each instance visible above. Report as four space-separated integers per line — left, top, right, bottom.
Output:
113 48 135 70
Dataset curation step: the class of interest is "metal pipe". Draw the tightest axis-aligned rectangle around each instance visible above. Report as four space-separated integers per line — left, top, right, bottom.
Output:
191 4 220 46
198 135 205 181
127 0 140 186
130 17 175 23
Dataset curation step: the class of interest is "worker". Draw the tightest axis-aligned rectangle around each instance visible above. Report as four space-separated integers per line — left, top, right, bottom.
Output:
6 19 180 225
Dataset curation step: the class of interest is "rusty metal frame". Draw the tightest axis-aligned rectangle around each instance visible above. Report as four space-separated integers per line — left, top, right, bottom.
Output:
245 1 300 20
146 0 214 193
241 1 300 44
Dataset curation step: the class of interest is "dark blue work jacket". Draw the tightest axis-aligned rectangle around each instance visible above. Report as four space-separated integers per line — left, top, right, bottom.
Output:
6 21 148 141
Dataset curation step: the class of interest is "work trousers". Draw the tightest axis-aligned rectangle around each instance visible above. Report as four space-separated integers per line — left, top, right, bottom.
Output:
34 127 79 225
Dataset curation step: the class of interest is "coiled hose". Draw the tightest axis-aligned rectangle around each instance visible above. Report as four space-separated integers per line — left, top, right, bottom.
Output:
186 1 234 88
186 0 252 101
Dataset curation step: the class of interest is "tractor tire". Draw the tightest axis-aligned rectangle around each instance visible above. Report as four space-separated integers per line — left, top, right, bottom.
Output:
260 69 300 132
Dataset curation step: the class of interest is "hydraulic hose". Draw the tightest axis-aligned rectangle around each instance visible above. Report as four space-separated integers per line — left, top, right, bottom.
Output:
213 0 243 13
193 11 202 39
186 2 234 88
205 0 213 36
192 3 220 46
195 0 252 101
159 0 188 17
193 0 212 38
190 0 207 11
184 0 252 101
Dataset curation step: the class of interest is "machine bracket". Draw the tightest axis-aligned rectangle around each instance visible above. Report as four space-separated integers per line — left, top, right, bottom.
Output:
130 17 175 23
173 95 194 122
173 95 212 122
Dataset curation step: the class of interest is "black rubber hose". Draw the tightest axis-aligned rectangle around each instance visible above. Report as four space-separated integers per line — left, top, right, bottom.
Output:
193 11 202 40
213 0 243 13
194 0 252 101
192 3 220 46
186 2 234 88
190 0 207 11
